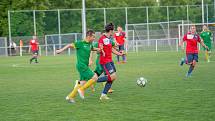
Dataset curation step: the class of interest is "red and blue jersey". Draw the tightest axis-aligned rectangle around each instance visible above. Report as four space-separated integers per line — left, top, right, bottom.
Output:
98 35 115 64
114 32 126 45
183 32 201 54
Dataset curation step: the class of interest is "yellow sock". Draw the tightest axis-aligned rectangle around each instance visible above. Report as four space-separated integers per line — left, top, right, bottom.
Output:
68 83 81 99
206 52 209 61
80 79 95 91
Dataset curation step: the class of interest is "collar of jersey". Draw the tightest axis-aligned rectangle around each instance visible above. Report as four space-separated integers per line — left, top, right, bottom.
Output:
83 40 91 43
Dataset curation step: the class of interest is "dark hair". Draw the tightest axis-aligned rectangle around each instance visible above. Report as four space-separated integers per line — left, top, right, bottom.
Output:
86 29 95 36
105 23 114 32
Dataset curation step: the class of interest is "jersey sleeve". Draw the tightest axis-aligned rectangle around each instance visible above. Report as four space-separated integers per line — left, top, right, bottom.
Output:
197 35 201 42
73 41 82 49
98 37 104 47
183 34 187 41
111 40 115 46
93 42 98 48
113 33 116 39
122 32 126 38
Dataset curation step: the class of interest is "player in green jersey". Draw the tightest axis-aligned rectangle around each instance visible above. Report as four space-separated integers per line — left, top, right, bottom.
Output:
200 25 213 62
56 30 101 103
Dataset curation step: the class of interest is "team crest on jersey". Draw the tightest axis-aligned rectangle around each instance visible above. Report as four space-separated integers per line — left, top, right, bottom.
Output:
103 38 110 45
193 35 198 40
187 34 194 39
31 39 36 43
115 32 120 36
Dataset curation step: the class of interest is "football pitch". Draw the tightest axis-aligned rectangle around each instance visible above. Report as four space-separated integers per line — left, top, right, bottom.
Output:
0 51 215 121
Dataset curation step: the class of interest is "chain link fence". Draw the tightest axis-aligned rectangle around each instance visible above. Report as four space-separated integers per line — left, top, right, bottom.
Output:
1 4 214 56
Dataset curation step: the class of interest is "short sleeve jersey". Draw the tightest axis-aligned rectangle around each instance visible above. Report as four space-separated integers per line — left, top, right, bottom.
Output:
183 32 201 54
200 30 212 44
98 35 115 64
30 39 38 51
114 32 126 45
73 40 93 67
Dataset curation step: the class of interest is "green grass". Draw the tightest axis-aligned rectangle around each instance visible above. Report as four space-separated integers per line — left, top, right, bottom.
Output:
0 51 215 121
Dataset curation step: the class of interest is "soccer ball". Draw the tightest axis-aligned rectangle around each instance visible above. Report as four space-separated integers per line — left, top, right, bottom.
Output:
137 77 147 87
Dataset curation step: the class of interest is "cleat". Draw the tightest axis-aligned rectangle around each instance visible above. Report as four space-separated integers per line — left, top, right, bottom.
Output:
78 89 85 99
108 89 114 93
121 61 126 64
186 73 192 77
100 94 110 100
180 58 185 66
65 96 75 103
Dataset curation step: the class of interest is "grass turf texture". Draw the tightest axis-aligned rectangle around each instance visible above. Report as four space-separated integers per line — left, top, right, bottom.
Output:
0 51 215 121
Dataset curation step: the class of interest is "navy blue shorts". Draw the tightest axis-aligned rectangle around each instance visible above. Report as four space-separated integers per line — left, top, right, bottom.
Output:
102 61 116 75
118 44 125 51
186 53 198 63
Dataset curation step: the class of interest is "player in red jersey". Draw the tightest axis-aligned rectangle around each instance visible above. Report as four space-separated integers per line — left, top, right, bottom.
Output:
179 25 208 77
114 25 127 64
97 23 124 100
29 36 39 64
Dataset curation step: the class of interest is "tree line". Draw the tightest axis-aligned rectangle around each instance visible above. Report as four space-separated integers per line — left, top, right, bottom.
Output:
0 0 213 37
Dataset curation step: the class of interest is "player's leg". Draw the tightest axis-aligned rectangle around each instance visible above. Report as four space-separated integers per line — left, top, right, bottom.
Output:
100 62 117 100
67 66 96 100
180 54 188 66
30 50 39 64
30 51 35 64
121 44 126 63
186 53 198 77
95 66 114 93
207 44 212 62
78 69 98 99
66 80 81 103
116 46 120 64
34 50 39 63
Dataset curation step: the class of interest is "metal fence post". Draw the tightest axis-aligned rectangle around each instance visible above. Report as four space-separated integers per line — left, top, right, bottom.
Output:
58 9 62 48
103 8 106 27
146 7 150 46
33 10 36 35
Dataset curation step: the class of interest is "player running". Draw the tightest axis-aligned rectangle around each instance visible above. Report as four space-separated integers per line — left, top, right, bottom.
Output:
29 36 39 64
179 25 208 77
200 25 213 62
93 30 115 93
56 30 101 103
97 23 125 100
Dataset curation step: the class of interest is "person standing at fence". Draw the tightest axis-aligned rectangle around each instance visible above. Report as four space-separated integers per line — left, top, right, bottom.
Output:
114 25 127 64
29 36 39 64
179 25 208 77
200 25 213 62
9 41 17 56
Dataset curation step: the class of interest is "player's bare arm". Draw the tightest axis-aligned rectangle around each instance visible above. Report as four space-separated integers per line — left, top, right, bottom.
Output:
88 51 94 66
179 40 185 51
200 41 209 50
112 48 124 56
56 44 74 54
